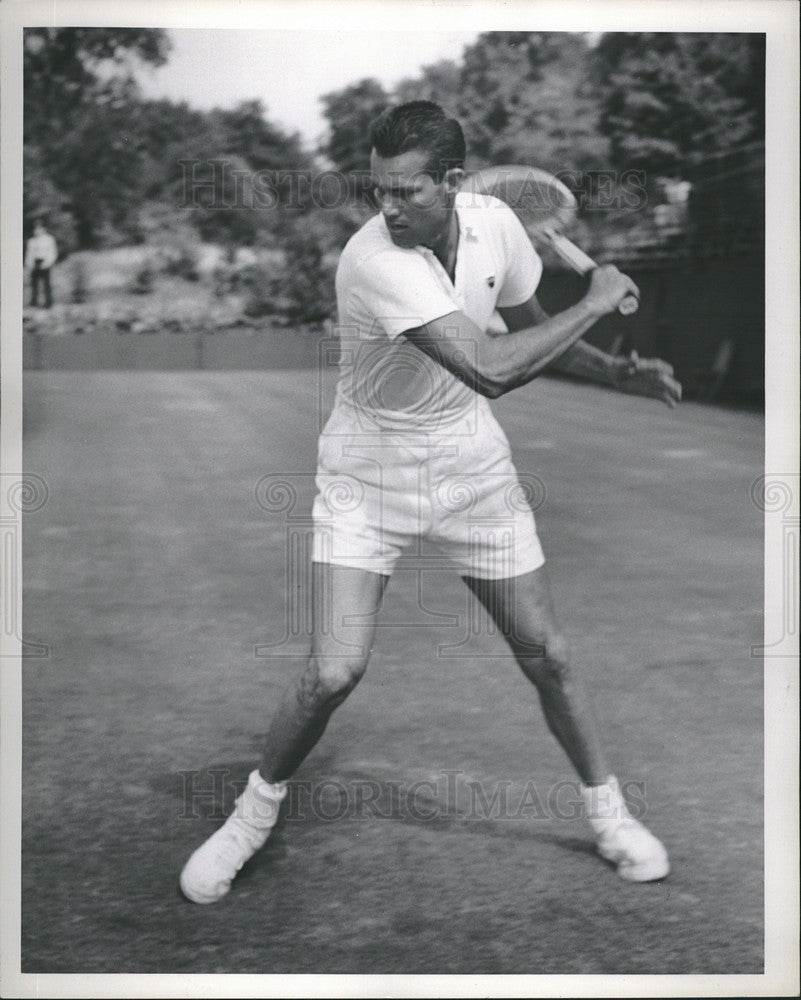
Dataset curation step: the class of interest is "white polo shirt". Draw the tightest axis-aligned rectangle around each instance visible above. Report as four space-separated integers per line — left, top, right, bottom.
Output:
332 192 542 430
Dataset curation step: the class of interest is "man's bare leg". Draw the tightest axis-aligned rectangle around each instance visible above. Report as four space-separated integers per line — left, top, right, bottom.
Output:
463 564 670 881
260 563 389 782
180 563 388 902
464 564 608 784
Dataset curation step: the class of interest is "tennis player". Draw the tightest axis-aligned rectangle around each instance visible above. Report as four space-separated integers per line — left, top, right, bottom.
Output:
181 102 681 904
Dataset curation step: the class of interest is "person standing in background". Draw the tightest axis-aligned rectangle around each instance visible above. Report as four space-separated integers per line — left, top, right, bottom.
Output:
25 218 58 308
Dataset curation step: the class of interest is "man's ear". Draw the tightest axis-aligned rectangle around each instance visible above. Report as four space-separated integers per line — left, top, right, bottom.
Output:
444 167 465 197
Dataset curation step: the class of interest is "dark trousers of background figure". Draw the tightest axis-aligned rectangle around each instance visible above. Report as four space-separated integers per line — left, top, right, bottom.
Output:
31 264 52 308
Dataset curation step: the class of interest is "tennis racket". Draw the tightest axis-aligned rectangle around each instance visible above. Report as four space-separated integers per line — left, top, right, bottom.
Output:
463 165 639 316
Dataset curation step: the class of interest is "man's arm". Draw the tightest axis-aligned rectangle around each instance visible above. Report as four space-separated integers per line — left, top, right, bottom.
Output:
497 293 682 408
498 293 615 379
401 265 637 399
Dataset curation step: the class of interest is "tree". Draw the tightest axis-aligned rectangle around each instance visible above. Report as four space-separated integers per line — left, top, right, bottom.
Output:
133 98 315 247
394 59 461 111
23 146 77 254
317 36 611 205
455 32 609 173
210 100 308 174
593 33 765 177
23 27 171 142
319 78 389 174
23 28 171 246
592 33 766 257
24 29 315 249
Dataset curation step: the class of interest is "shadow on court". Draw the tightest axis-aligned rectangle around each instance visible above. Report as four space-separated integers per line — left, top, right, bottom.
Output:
20 370 763 974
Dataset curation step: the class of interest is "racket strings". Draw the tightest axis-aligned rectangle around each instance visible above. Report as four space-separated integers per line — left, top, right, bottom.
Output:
466 167 577 234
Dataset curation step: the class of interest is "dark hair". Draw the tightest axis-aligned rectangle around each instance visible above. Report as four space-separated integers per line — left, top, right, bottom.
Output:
369 101 465 183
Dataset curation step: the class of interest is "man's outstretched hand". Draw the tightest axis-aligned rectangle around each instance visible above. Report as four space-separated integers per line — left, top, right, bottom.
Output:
611 351 682 408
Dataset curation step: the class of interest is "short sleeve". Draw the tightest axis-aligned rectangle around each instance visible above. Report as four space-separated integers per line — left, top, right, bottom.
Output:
347 248 459 341
494 203 543 308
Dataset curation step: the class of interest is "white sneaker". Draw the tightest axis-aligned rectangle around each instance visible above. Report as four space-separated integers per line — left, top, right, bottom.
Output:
581 775 670 882
180 770 287 904
597 817 670 882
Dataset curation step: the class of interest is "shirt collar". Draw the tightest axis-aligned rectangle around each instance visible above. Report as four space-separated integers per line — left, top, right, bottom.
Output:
378 201 480 254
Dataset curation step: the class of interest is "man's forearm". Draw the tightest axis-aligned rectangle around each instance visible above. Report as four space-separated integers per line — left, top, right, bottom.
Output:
480 299 604 395
548 338 618 385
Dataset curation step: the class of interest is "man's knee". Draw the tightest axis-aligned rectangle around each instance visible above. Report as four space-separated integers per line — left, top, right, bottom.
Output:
515 629 572 686
307 652 368 704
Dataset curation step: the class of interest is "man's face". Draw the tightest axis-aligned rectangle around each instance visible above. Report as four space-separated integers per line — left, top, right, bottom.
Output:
369 148 456 250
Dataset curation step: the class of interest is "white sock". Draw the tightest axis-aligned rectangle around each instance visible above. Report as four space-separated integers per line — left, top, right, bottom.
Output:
580 774 631 839
231 769 287 829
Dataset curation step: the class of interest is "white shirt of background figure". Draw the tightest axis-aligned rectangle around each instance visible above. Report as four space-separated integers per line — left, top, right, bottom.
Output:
25 223 58 270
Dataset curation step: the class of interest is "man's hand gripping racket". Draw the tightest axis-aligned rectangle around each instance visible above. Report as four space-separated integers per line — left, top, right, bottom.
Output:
465 165 681 406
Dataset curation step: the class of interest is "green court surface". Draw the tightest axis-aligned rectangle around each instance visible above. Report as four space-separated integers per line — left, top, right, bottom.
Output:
21 370 764 974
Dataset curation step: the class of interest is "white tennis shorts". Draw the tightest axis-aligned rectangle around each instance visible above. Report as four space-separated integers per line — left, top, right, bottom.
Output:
311 400 545 580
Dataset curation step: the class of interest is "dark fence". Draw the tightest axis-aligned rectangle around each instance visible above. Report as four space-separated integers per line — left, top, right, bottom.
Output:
538 256 764 405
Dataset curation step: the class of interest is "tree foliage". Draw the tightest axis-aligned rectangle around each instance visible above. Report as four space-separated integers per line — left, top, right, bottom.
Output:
23 27 171 139
208 100 308 175
24 28 172 247
24 28 765 265
394 60 461 112
455 32 610 173
319 30 764 185
315 30 764 260
593 32 765 176
591 33 765 256
320 34 610 178
318 78 390 173
23 29 314 251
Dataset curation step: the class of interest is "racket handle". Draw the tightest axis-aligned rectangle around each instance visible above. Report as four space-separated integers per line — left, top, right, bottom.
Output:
543 229 596 273
542 229 638 315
